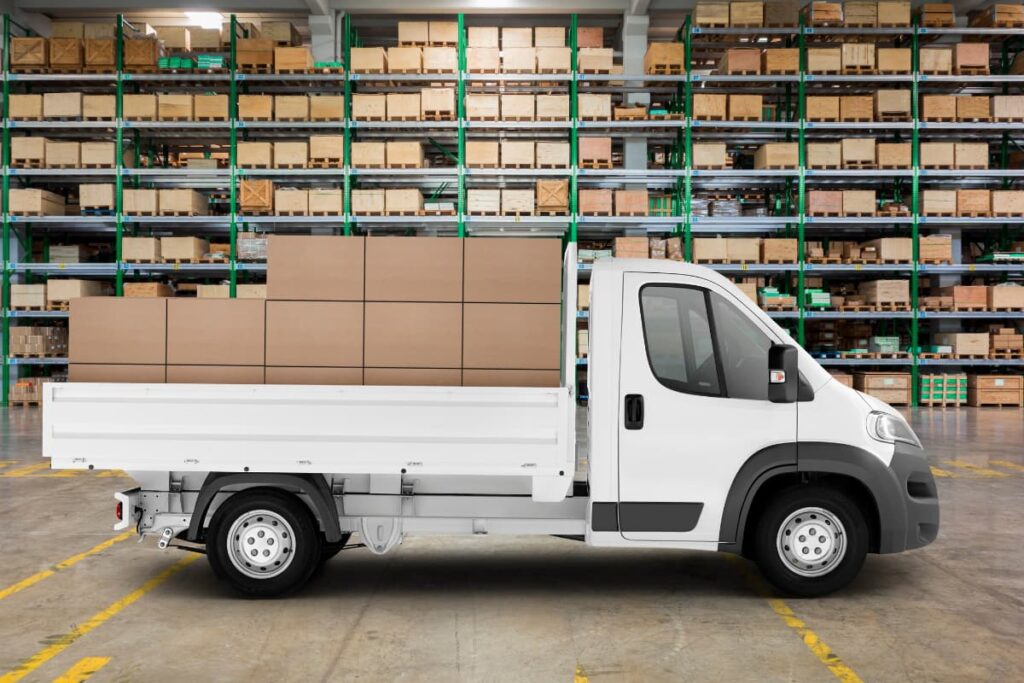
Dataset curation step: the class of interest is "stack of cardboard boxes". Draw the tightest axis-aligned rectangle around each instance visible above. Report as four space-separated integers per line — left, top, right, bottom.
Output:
69 236 563 387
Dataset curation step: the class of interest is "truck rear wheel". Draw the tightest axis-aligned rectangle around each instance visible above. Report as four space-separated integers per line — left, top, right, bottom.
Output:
753 485 868 597
207 489 321 597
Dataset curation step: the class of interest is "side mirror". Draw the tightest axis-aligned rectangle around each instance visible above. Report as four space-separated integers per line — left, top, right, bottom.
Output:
768 344 799 404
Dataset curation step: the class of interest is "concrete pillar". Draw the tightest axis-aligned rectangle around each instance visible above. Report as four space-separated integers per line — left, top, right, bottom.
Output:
621 14 649 177
308 12 338 63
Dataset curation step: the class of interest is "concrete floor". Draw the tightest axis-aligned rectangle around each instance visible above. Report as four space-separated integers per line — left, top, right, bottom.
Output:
1 407 1023 682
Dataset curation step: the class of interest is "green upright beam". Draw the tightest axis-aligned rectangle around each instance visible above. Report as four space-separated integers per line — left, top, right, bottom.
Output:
229 15 239 296
909 20 920 405
114 15 125 296
457 13 466 237
569 14 578 243
343 13 353 236
682 16 693 261
1 14 9 405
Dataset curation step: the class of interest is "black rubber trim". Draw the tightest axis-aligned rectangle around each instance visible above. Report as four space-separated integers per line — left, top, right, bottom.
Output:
186 472 342 543
591 501 704 532
717 443 798 553
591 502 619 531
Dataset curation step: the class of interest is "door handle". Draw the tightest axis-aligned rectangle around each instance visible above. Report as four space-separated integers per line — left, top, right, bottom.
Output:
624 394 644 430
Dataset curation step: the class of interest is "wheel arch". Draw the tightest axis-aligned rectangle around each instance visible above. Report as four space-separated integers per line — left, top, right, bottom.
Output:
186 473 342 543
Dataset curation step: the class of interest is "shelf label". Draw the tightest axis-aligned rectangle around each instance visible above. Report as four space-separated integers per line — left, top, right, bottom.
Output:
235 73 247 81
58 263 65 270
968 264 976 272
7 168 16 176
854 263 862 271
804 74 815 82
691 74 701 82
804 262 814 270
122 73 133 81
173 263 181 271
6 121 15 129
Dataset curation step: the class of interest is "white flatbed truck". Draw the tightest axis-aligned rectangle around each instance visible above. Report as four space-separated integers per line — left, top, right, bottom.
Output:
43 247 939 597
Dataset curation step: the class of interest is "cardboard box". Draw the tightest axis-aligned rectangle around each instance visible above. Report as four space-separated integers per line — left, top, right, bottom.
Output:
158 189 207 215
161 236 208 262
935 332 989 356
155 26 190 50
166 366 264 384
262 21 300 46
398 21 429 45
386 141 424 168
537 94 569 120
955 42 989 74
807 190 843 216
364 369 461 386
842 137 875 167
467 47 500 72
194 94 227 120
166 299 264 365
843 190 876 216
122 236 160 262
366 236 463 302
351 141 386 167
761 48 798 74
267 235 365 301
275 95 309 121
921 190 956 216
922 94 956 121
466 94 500 120
9 188 65 215
364 303 462 368
45 140 79 168
11 137 47 167
692 143 727 169
844 1 877 26
79 183 114 209
502 189 534 214
842 43 875 72
467 27 499 48
840 95 873 121
537 47 570 72
955 142 989 169
70 298 166 364
534 26 565 47
350 46 386 73
615 189 648 216
123 188 157 215
503 47 536 72
238 94 273 120
877 48 911 73
123 94 157 120
762 238 798 262
386 92 420 121
614 237 649 258
43 92 82 119
726 238 760 262
10 284 47 309
466 140 499 168
694 93 727 120
808 47 841 73
429 21 457 45
309 135 343 166
501 140 535 167
993 190 1024 215
862 237 911 262
52 21 85 38
859 279 910 304
273 141 308 168
310 95 345 121
420 87 455 119
464 238 561 303
9 94 43 120
189 28 221 49
307 189 342 215
730 1 764 25
265 367 362 385
921 142 954 168
463 304 561 370
993 95 1024 121
957 95 990 121
921 47 952 74
920 234 953 262
274 46 313 73
754 142 798 169
579 93 611 120
875 89 911 119
645 42 685 73
989 285 1024 310
878 0 911 25
238 141 272 168
265 301 363 367
536 179 569 212
579 136 612 166
877 142 911 168
577 26 604 48
807 142 841 169
502 27 533 48
352 94 385 121
387 46 422 73
47 279 108 302
70 365 166 383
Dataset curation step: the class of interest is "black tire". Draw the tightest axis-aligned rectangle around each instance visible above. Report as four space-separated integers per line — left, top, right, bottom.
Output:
206 489 322 598
320 533 352 563
753 484 868 598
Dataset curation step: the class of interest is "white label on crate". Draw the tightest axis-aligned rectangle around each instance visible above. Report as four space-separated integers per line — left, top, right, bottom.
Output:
995 379 1005 387
884 378 894 386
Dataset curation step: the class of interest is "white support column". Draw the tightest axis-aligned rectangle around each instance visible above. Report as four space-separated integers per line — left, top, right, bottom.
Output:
308 11 338 63
621 13 649 179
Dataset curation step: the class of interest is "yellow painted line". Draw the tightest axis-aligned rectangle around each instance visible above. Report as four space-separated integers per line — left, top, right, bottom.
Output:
0 460 18 469
96 470 129 478
0 531 135 603
0 555 198 683
574 665 589 683
945 460 1010 478
51 657 110 683
990 459 1024 474
728 556 863 683
1 462 51 477
929 466 955 478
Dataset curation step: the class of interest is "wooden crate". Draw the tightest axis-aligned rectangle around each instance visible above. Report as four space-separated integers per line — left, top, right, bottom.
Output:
238 142 272 168
719 48 760 74
386 141 424 168
398 21 429 45
536 179 569 212
429 21 458 46
123 94 157 120
123 188 158 215
692 143 728 169
854 373 911 405
502 189 535 215
194 94 228 121
877 142 911 169
807 47 841 73
730 1 764 26
43 92 82 119
754 142 798 169
536 94 569 120
874 89 911 120
49 37 83 69
309 135 343 166
240 179 273 214
878 1 911 25
537 141 570 168
158 94 192 121
535 27 566 47
841 138 875 167
467 27 499 48
955 142 989 169
957 189 991 217
862 237 910 262
123 38 159 69
466 47 500 73
238 94 273 120
578 48 613 72
47 280 108 303
578 93 611 120
9 95 41 120
161 237 208 262
84 39 115 69
466 94 500 120
273 141 308 168
156 26 190 50
840 95 874 121
644 43 685 74
159 189 207 216
920 47 952 74
11 37 47 69
275 189 308 215
807 142 841 169
919 234 953 262
577 26 604 48
579 189 612 215
351 142 386 167
694 94 727 120
503 47 536 72
922 94 956 121
10 284 47 309
501 94 535 120
761 48 798 74
189 28 222 50
52 21 84 38
842 43 875 73
968 376 1022 408
918 3 955 26
993 96 1024 121
807 190 843 216
423 47 457 72
921 190 956 216
806 95 840 121
275 95 309 121
122 237 161 262
802 2 844 26
502 27 533 48
351 189 385 215
45 141 79 168
386 92 421 121
615 190 648 216
537 47 571 73
466 141 499 167
989 286 1024 310
352 94 385 120
992 190 1024 216
726 238 760 262
956 95 991 121
350 47 386 73
308 189 343 215
762 238 797 262
310 95 345 121
467 189 501 214
262 21 300 46
955 43 989 74
843 190 876 216
501 140 535 167
387 47 422 73
844 1 877 26
877 48 911 73
579 137 612 166
693 237 727 261
11 137 46 167
921 142 954 168
10 188 64 215
695 2 730 27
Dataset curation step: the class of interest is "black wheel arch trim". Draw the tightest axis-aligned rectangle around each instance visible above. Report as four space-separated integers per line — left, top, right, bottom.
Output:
186 472 343 543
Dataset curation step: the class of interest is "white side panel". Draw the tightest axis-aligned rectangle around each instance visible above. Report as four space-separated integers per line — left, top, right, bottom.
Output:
562 242 578 391
44 383 574 500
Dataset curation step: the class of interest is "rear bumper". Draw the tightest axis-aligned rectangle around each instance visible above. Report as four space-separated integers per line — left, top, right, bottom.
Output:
885 442 940 552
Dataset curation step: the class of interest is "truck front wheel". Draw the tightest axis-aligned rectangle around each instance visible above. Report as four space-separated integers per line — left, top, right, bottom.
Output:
753 485 868 597
207 489 321 597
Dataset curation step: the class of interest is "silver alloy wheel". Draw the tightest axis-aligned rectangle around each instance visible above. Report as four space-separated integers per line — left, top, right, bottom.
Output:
226 509 296 580
775 506 847 578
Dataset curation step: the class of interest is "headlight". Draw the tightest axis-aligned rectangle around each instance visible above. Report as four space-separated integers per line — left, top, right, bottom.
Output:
868 411 922 448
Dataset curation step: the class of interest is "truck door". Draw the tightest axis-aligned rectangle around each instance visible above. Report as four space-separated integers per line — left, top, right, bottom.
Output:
616 272 797 543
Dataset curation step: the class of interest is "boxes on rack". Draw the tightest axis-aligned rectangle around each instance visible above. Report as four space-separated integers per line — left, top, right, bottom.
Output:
536 94 569 120
123 94 157 120
806 95 839 121
43 92 82 119
238 94 273 120
352 94 386 121
718 48 760 74
240 179 273 214
466 94 500 120
807 47 841 73
310 95 345 121
158 189 207 215
502 94 535 120
275 95 309 121
9 188 65 215
753 142 798 169
877 142 911 168
274 188 309 215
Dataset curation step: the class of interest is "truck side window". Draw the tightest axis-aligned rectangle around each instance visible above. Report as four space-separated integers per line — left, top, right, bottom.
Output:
710 291 771 401
640 285 722 397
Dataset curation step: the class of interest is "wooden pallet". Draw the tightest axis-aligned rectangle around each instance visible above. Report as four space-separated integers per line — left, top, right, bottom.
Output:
580 210 612 217
956 211 990 218
919 258 953 265
157 211 204 217
953 353 988 359
46 301 71 311
839 304 875 312
991 306 1024 312
579 160 613 169
274 211 309 217
11 160 44 169
808 212 842 218
9 400 41 407
422 111 455 121
648 65 684 75
952 303 987 311
955 67 989 76
842 66 876 74
874 302 912 311
308 160 343 169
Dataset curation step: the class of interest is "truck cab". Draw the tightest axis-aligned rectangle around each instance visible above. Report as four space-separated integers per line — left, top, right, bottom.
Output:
44 252 939 598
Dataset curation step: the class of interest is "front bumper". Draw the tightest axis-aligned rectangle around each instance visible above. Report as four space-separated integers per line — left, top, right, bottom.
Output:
885 442 940 552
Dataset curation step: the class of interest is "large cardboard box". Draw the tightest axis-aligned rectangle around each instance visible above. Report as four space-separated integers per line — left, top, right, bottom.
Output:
464 238 562 303
467 27 499 48
537 47 571 72
351 189 385 214
238 141 272 167
9 94 43 119
161 236 208 262
267 235 365 301
194 94 228 120
122 236 160 262
466 47 500 72
274 188 308 215
158 188 207 215
83 94 115 120
123 94 157 120
265 301 363 367
579 189 612 215
273 141 308 168
166 366 265 384
502 27 533 48
364 303 462 368
463 369 560 388
645 42 685 73
501 140 535 167
366 236 462 302
386 92 420 121
350 46 386 73
365 369 462 386
124 188 158 215
70 365 166 383
537 141 570 168
576 26 604 48
501 94 535 120
466 94 500 120
466 140 499 167
463 304 561 370
934 332 989 356
351 141 386 167
47 279 108 302
9 188 65 215
989 285 1024 310
862 237 912 262
535 27 565 47
265 367 363 385
536 94 569 120
386 141 424 167
308 189 342 214
421 87 455 118
45 140 79 168
503 47 536 72
398 21 429 45
69 298 167 364
166 299 265 366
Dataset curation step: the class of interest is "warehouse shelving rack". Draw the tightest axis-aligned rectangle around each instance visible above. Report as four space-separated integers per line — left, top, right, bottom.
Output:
1 12 1022 405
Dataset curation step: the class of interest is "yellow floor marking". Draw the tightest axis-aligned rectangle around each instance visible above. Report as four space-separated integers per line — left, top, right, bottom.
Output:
0 460 18 469
990 459 1024 474
574 665 589 683
930 466 955 478
0 531 135 603
0 555 198 683
51 657 110 683
1 462 50 477
728 556 863 683
945 460 1010 478
95 470 129 478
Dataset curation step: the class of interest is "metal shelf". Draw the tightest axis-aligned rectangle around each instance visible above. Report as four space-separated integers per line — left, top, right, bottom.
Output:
8 262 118 276
6 356 68 366
918 358 1024 367
919 311 1024 319
817 357 913 366
3 309 69 319
805 310 913 319
349 73 457 82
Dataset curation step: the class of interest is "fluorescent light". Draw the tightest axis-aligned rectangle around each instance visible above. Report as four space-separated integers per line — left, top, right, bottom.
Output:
185 11 223 30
